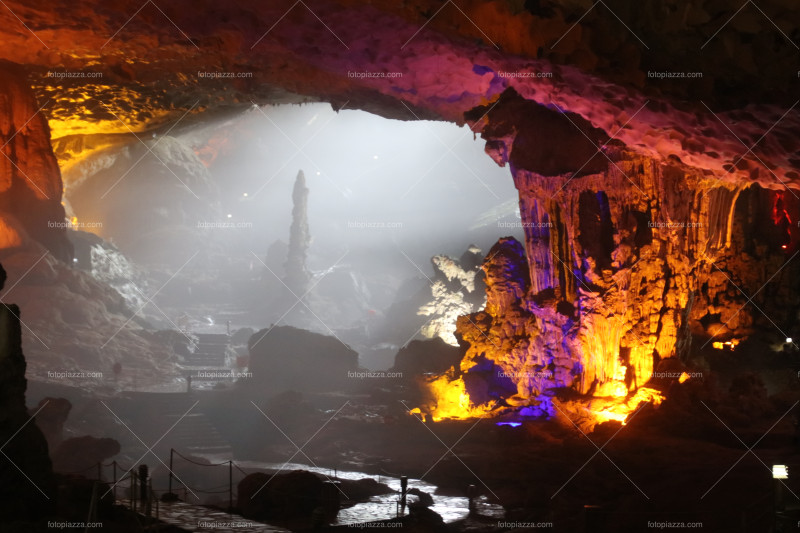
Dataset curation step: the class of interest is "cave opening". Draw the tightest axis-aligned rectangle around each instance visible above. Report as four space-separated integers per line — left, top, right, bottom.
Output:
51 102 527 374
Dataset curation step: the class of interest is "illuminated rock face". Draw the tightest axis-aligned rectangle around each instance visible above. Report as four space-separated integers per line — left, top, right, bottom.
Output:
421 145 800 423
0 63 71 261
417 246 485 346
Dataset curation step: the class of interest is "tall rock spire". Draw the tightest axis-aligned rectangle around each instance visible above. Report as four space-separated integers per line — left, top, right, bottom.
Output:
284 170 310 294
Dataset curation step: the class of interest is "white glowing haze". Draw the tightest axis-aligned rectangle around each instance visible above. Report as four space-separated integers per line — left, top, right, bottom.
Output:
187 103 523 265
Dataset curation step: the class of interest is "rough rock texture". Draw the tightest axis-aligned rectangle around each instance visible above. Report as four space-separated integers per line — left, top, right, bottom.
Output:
1 0 799 421
0 62 71 261
68 229 149 311
31 397 71 453
0 262 55 521
0 0 793 189
391 338 463 377
422 147 800 423
245 325 358 394
51 435 120 474
238 470 337 521
284 170 311 294
65 134 219 265
417 246 486 346
0 244 185 391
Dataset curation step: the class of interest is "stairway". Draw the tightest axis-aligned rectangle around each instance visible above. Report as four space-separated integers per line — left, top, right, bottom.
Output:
105 392 232 459
185 333 230 367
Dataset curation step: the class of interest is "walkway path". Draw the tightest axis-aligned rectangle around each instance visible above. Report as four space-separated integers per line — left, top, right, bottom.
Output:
122 499 290 532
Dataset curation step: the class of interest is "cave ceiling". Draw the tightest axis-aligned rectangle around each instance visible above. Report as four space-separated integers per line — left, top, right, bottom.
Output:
1 0 799 187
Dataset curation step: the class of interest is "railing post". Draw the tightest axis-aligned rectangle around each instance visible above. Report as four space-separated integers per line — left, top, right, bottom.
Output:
229 460 233 514
400 475 408 511
168 448 174 496
131 471 137 512
146 479 152 517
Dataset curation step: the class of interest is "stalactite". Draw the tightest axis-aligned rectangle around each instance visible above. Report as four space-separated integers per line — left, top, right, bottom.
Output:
422 146 797 426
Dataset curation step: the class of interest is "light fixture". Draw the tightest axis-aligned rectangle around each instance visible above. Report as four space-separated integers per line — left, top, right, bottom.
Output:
773 465 788 479
242 192 248 197
227 214 233 219
786 337 793 344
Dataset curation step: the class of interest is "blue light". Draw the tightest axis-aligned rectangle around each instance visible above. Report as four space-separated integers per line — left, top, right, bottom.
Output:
496 422 522 428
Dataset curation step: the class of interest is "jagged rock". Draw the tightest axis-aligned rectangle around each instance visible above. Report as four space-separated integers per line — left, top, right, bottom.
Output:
392 338 463 376
66 135 219 265
1 246 185 390
0 262 55 521
284 170 311 294
51 436 120 474
68 229 148 311
0 62 72 261
238 470 338 521
421 146 798 427
32 397 71 453
417 245 486 346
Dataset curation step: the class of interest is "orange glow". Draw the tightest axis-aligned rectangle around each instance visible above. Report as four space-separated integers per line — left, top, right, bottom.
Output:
588 387 664 426
712 339 739 350
678 372 690 383
0 217 22 249
417 373 496 422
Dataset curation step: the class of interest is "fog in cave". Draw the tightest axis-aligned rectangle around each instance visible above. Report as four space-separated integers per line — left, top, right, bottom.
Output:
63 103 523 369
3 1 800 531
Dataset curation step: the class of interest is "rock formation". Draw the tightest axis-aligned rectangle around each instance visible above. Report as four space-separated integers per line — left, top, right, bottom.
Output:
238 470 338 521
245 325 358 394
0 0 798 429
0 263 55 521
51 436 120 474
284 170 311 295
0 62 72 262
418 132 800 425
31 397 71 453
392 338 463 377
417 245 486 346
65 134 219 265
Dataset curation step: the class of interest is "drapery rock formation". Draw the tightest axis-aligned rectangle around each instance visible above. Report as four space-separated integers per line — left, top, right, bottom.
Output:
0 62 72 262
419 134 800 424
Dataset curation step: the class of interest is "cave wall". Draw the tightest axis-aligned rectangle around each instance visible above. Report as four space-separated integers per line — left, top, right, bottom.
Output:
0 264 55 521
0 62 72 261
437 143 800 420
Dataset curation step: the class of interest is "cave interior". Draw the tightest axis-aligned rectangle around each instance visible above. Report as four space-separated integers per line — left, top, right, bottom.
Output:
2 0 800 531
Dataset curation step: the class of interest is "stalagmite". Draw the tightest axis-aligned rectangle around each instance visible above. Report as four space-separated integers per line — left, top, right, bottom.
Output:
284 170 311 295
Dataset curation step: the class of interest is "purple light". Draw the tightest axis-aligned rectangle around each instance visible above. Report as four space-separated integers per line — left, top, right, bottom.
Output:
496 422 522 428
